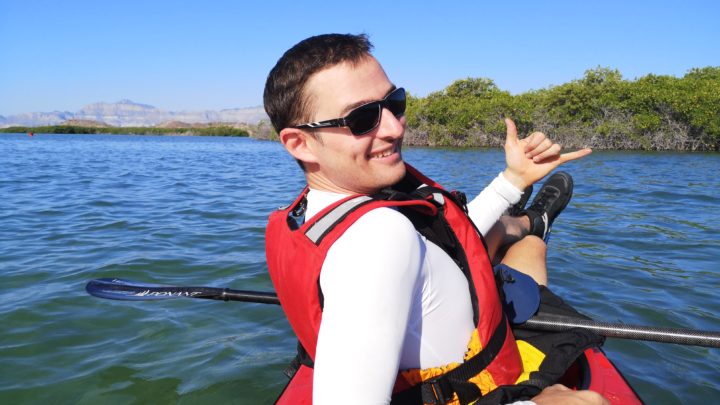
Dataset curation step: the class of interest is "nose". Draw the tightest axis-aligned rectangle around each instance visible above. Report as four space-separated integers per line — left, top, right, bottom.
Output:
376 107 405 140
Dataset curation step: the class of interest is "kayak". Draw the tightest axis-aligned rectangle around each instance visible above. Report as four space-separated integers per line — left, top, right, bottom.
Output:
562 347 643 404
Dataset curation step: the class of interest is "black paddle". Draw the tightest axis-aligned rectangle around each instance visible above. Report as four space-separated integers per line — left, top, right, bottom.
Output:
86 278 279 304
86 277 720 348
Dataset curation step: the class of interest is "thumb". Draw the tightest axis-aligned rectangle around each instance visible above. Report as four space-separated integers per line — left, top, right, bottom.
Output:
504 118 518 146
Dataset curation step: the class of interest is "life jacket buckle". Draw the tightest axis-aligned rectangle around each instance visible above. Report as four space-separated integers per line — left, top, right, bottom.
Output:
450 190 469 213
422 376 455 404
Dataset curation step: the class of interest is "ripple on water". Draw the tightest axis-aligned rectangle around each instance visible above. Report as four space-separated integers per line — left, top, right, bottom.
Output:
1 137 718 403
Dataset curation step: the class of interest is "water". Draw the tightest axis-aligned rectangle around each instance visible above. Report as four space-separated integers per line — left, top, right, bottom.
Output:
1 134 718 404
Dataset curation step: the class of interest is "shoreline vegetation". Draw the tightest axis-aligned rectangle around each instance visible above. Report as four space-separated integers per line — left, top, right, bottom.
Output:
1 121 258 137
399 66 719 151
3 66 718 151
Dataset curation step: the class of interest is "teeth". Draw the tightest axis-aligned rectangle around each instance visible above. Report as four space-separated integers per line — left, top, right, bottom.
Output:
371 149 394 159
372 150 392 159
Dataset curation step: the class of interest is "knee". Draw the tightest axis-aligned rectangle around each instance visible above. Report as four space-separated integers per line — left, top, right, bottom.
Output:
503 234 547 262
519 234 547 253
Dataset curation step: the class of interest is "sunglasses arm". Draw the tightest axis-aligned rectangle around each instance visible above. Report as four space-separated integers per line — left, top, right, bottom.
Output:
295 118 346 130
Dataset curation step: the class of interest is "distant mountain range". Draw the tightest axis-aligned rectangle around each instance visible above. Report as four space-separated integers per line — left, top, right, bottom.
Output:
0 100 269 128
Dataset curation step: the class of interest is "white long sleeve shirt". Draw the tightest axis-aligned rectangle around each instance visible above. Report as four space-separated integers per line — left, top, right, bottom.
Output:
307 173 526 404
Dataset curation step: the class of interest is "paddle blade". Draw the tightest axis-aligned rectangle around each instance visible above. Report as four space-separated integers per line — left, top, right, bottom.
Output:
85 278 220 301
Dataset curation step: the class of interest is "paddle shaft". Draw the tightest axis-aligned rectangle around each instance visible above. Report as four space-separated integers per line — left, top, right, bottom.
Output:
523 314 720 349
218 289 279 304
85 279 280 304
153 287 280 304
86 278 720 348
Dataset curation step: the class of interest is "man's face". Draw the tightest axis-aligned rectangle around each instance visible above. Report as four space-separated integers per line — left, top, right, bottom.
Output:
298 56 406 194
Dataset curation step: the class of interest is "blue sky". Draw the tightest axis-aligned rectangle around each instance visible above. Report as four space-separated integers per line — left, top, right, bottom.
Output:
1 0 718 116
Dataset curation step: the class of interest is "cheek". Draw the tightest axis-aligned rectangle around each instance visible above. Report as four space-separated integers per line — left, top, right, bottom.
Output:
346 140 372 161
322 135 373 167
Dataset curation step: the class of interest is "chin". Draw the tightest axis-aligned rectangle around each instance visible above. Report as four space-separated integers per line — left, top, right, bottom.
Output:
378 163 407 189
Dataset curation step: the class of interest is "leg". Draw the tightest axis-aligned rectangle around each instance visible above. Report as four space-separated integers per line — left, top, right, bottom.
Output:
500 235 548 286
484 215 531 260
486 171 575 285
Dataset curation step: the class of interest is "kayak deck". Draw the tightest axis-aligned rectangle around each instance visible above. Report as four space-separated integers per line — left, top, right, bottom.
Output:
561 347 644 404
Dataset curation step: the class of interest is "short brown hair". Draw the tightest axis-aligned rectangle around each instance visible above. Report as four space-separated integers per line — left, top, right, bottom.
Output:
263 33 374 133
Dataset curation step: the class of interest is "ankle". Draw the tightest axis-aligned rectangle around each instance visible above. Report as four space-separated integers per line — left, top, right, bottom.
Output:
519 215 531 236
499 215 530 239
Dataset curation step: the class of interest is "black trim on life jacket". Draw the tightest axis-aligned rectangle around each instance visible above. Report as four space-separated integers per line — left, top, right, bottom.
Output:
284 341 315 379
381 182 483 328
286 194 307 231
391 318 509 405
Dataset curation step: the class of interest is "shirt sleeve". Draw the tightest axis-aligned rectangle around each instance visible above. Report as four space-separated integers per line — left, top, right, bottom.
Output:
466 172 524 236
313 207 424 404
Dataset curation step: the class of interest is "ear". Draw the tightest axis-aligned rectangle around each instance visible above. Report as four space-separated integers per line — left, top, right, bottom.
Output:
279 128 320 165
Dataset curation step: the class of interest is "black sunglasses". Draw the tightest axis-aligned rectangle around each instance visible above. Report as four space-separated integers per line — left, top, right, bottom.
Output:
294 87 406 136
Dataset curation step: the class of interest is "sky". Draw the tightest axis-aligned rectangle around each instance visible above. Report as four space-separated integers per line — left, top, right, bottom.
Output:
1 0 718 116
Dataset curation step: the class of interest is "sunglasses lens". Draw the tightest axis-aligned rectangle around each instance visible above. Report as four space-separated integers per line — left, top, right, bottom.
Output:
387 88 406 118
344 88 407 135
345 103 381 135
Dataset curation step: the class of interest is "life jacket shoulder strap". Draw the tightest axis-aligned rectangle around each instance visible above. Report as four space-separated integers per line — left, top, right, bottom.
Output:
299 193 438 246
304 195 374 244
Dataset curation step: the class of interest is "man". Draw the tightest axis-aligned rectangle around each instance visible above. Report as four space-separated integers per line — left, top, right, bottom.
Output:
264 33 607 405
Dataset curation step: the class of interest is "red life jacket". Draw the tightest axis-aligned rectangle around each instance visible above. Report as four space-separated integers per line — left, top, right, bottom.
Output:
265 164 523 404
